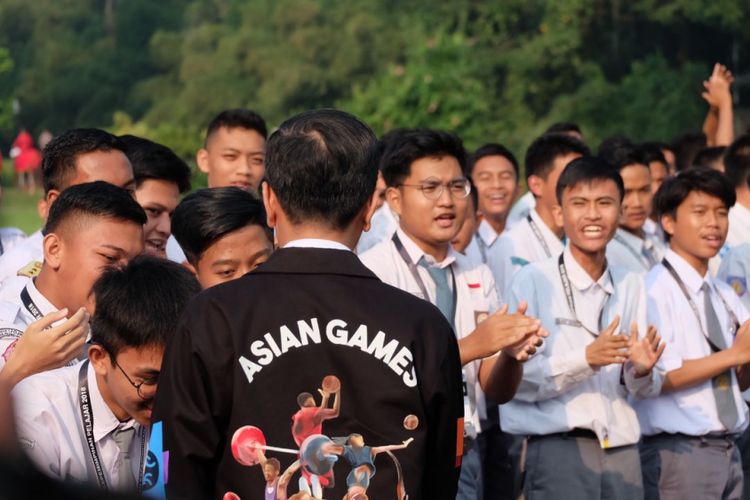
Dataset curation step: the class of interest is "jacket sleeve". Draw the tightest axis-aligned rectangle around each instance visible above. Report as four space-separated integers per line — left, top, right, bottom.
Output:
417 319 463 498
151 296 235 499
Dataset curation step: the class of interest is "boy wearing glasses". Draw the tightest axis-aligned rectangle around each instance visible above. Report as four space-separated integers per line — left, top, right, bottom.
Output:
11 256 200 492
359 128 544 499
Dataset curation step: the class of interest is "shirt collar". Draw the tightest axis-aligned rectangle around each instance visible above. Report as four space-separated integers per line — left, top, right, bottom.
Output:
25 278 58 317
562 245 614 295
395 227 456 269
284 239 351 252
86 361 137 442
477 219 499 246
614 228 647 252
529 207 563 244
664 248 711 294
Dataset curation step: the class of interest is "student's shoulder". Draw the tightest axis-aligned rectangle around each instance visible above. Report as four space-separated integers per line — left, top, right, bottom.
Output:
609 265 645 290
644 262 669 290
12 363 77 406
358 238 396 266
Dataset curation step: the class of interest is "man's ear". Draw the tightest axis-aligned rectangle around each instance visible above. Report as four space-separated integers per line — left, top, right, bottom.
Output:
527 175 544 198
262 181 278 228
552 204 564 229
385 186 402 218
361 187 382 233
88 344 111 376
43 233 63 270
661 213 675 238
40 190 61 220
196 148 210 174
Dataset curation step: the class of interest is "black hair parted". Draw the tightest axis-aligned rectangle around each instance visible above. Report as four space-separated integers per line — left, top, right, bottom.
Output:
265 109 378 230
545 122 582 136
653 166 736 220
598 136 647 171
43 181 146 235
205 109 268 143
171 187 272 265
525 133 590 183
555 156 625 204
379 128 468 187
41 128 128 193
119 135 192 193
91 255 201 358
470 143 519 178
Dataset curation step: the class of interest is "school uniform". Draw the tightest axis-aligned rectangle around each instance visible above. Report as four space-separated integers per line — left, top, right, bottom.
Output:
718 243 750 312
360 228 499 499
727 203 750 249
0 227 26 256
506 191 535 228
0 229 43 284
491 207 565 295
643 218 666 246
151 240 463 499
11 360 150 492
606 228 664 274
635 249 750 500
355 202 398 254
165 235 187 264
502 245 656 500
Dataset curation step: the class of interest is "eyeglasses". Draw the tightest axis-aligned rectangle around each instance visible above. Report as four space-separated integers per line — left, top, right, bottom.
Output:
112 357 158 400
398 177 471 200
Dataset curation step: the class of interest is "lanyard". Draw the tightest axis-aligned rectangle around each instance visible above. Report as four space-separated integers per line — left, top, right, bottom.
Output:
661 258 738 353
78 361 147 492
527 215 552 258
556 254 610 337
392 233 457 326
21 286 43 320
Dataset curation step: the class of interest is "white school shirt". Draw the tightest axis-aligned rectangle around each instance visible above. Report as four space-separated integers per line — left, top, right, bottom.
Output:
12 360 149 489
359 228 499 436
718 243 750 312
490 207 565 296
500 245 657 448
506 191 535 228
165 235 187 264
634 249 750 436
0 227 26 256
643 218 665 246
0 229 43 284
355 202 398 254
606 228 664 274
727 203 750 249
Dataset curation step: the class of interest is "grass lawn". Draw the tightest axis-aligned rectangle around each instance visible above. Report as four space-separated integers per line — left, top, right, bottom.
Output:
0 164 43 235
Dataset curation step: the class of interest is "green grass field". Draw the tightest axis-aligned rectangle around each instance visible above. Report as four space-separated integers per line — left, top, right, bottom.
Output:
0 165 43 234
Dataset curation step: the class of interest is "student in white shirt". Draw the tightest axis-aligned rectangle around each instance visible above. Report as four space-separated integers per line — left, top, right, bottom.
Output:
0 129 136 285
119 135 192 259
502 157 665 500
359 128 544 500
0 182 145 387
635 167 750 499
492 133 589 293
356 171 399 253
725 140 750 249
469 144 521 265
12 255 200 493
600 138 665 273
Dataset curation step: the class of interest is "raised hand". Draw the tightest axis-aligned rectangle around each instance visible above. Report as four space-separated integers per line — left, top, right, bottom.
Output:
627 324 666 378
585 316 629 367
462 301 542 364
702 63 733 110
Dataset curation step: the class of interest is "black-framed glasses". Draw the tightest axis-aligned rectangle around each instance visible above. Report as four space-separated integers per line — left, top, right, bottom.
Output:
112 357 158 400
398 177 471 200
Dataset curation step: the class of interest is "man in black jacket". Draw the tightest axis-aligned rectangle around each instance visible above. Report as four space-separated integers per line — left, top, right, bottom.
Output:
151 109 464 499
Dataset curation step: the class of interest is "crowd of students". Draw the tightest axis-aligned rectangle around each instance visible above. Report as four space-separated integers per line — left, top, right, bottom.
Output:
0 64 748 500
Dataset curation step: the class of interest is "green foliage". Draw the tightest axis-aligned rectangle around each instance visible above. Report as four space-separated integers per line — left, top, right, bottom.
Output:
0 0 747 166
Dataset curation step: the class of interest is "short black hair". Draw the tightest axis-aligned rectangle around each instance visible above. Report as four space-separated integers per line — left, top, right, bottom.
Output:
205 109 268 144
265 109 378 230
694 146 727 170
525 133 590 183
41 128 128 193
470 143 519 178
670 132 706 172
727 135 750 159
91 255 201 358
556 156 625 204
598 137 647 171
171 187 271 265
545 122 582 136
43 181 146 235
725 135 750 189
119 135 192 193
640 142 669 167
379 128 467 187
653 166 736 221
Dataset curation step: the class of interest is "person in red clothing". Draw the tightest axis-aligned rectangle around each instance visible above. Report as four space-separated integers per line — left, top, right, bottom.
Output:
11 129 41 192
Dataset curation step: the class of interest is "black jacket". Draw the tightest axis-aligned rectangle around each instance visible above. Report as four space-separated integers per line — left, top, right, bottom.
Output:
152 247 463 499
